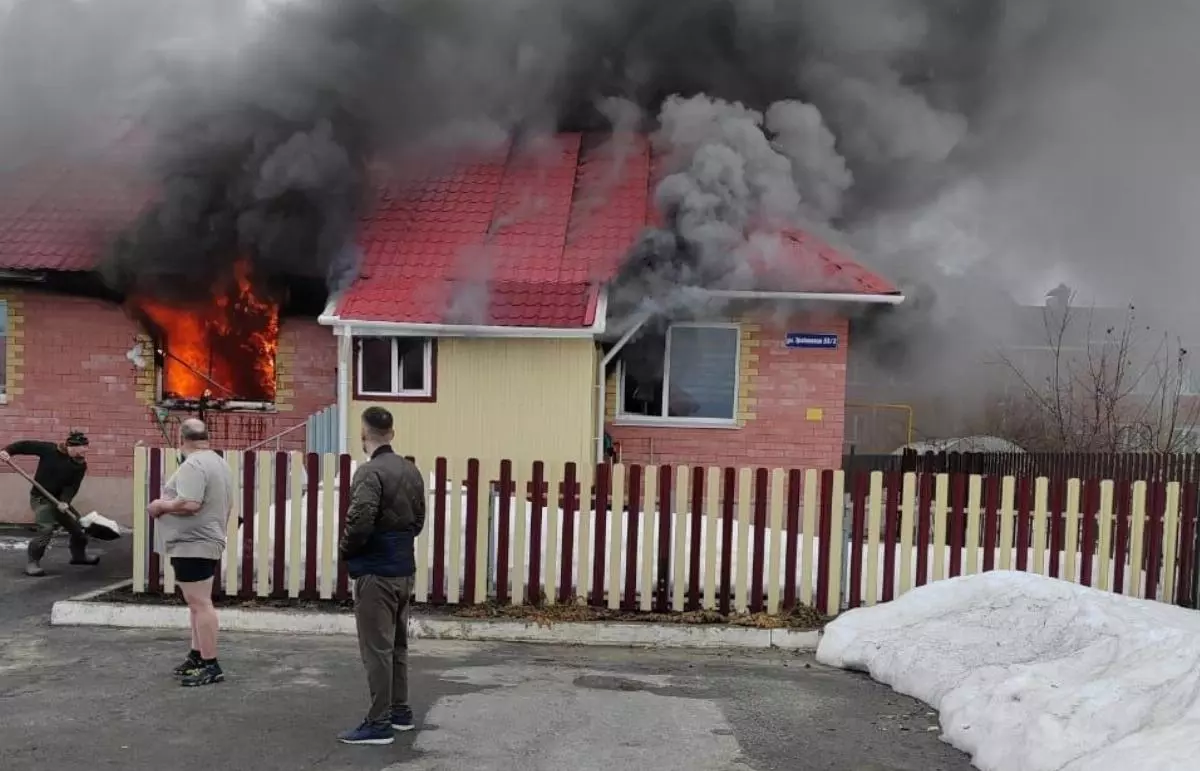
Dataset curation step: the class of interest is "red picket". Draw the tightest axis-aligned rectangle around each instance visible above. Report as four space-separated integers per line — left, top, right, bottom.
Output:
1080 479 1099 587
1177 482 1197 606
431 457 448 605
816 469 834 614
590 464 611 607
656 465 674 613
624 465 643 610
239 451 256 597
848 472 868 608
915 474 933 587
462 459 481 605
147 448 162 594
881 472 900 602
688 466 705 611
1015 477 1032 572
272 452 288 597
1144 482 1164 601
528 461 546 606
748 468 769 613
1113 480 1131 594
303 453 320 598
719 467 736 615
949 474 966 578
783 470 802 610
335 454 352 600
496 461 513 605
559 462 578 605
1048 477 1064 579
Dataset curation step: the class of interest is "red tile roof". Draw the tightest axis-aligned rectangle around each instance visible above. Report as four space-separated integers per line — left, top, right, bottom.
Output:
739 230 899 296
0 162 151 273
0 131 899 328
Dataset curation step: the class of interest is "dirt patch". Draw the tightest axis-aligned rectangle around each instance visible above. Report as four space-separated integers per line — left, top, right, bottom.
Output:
89 586 827 630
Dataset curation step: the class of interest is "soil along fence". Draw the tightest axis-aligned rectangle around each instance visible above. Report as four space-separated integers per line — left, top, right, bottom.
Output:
129 448 1200 614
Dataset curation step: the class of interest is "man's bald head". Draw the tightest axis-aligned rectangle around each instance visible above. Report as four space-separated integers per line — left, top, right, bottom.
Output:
180 419 209 443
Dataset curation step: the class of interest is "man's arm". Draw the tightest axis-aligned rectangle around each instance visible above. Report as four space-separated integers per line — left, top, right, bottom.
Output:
407 467 426 537
340 468 381 559
0 440 53 461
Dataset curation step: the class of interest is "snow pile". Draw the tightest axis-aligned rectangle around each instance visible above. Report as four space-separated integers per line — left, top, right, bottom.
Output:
816 572 1200 771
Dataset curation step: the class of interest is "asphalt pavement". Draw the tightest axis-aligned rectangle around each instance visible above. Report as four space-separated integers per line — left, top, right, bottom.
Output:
0 528 973 771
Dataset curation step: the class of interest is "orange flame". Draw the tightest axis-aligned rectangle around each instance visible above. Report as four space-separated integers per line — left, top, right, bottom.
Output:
135 261 280 402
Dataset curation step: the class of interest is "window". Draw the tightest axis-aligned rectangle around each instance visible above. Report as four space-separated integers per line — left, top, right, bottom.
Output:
355 336 434 399
618 324 740 425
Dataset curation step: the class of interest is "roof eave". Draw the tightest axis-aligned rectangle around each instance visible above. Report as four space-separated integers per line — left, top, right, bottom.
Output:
319 288 608 339
705 289 906 305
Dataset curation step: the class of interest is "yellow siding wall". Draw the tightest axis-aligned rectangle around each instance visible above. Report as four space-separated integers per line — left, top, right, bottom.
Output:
349 337 598 467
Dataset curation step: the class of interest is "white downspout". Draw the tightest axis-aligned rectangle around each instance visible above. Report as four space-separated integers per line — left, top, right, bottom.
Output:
594 313 651 462
336 328 352 455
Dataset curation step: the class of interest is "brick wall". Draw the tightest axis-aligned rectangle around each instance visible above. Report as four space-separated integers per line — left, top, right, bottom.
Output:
606 310 848 470
0 286 337 523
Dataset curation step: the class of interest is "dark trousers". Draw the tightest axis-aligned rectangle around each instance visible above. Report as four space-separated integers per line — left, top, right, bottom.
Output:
354 574 414 727
28 496 88 563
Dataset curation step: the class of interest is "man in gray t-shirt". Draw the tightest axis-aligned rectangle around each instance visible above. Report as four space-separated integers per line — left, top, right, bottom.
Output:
148 418 234 687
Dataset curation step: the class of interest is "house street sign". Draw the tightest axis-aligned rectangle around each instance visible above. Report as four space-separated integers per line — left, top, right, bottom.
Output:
785 333 838 350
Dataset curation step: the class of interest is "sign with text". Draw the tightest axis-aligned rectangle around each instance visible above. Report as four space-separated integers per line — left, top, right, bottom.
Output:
785 333 839 350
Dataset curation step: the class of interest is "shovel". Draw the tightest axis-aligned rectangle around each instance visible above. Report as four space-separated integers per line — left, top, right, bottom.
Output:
2 456 123 541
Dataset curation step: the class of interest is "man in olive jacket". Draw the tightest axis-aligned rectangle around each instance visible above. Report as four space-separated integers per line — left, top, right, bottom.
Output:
337 406 426 746
0 430 96 576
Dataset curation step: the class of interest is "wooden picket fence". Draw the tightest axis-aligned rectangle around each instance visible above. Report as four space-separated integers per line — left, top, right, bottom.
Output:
130 447 1200 614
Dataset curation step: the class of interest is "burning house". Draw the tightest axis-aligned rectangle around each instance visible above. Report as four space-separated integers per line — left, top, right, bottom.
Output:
0 119 901 523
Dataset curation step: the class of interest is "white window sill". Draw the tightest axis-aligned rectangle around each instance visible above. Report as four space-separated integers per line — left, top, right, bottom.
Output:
356 391 433 399
614 415 739 430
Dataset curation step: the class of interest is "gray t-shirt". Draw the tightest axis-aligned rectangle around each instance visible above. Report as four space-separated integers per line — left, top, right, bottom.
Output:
157 449 234 561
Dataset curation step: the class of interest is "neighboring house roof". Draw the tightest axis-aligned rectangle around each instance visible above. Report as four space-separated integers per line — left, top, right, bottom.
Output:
0 130 901 333
893 436 1027 455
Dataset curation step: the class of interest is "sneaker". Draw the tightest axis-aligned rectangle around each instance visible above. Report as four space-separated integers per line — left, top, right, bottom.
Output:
173 653 203 677
69 555 100 566
181 662 224 687
24 562 46 577
390 708 415 732
338 721 395 746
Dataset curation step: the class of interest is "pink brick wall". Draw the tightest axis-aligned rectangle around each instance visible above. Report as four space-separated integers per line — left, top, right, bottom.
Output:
0 287 336 523
608 312 848 470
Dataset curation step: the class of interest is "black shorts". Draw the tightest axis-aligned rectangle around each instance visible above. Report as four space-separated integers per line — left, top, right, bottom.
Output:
171 557 218 583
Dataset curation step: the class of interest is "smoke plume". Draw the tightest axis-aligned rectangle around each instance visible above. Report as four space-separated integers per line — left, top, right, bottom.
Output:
2 0 1200 417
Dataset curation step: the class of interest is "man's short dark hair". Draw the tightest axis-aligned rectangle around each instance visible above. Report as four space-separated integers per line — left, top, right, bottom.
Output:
361 406 394 438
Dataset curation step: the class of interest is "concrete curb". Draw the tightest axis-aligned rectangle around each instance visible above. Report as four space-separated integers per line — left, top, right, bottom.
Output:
50 583 821 652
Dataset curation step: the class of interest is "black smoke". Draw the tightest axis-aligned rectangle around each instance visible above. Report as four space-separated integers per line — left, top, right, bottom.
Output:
58 0 1071 307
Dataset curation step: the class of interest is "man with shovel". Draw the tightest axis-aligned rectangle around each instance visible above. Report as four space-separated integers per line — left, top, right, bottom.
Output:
0 430 97 577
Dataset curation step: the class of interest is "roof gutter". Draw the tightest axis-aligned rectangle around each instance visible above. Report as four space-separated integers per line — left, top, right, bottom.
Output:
705 290 905 305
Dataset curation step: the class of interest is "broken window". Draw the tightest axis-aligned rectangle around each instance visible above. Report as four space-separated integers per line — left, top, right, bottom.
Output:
136 263 280 407
355 337 434 398
619 324 740 422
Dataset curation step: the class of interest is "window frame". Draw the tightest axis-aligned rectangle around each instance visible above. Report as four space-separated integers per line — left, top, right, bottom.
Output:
353 335 437 402
616 322 741 428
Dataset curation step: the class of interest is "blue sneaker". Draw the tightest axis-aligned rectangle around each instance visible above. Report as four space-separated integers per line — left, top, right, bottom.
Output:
338 721 394 746
390 708 415 732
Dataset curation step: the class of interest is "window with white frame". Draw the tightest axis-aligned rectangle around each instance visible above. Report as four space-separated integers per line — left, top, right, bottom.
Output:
618 324 740 424
354 336 434 398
